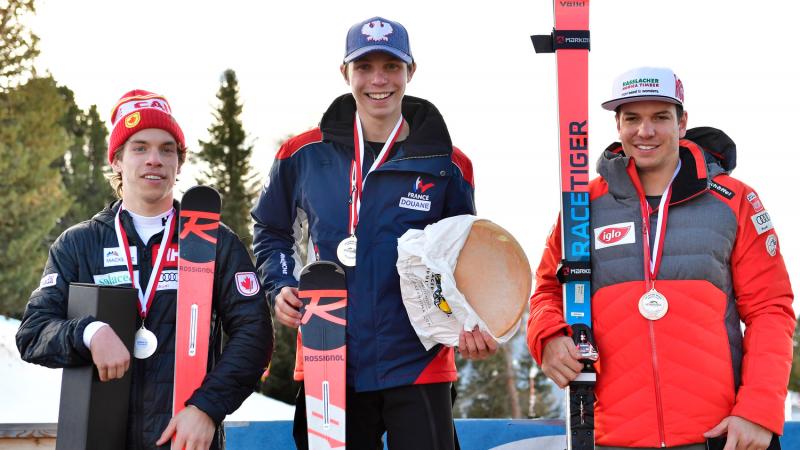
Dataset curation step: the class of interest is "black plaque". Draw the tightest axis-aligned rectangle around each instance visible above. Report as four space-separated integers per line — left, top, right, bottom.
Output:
56 283 137 450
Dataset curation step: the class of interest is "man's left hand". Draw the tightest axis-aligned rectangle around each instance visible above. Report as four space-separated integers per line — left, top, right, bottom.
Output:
703 415 773 450
458 327 498 360
156 405 215 450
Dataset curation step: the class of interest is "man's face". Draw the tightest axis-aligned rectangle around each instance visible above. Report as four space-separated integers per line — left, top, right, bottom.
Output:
616 100 688 175
111 128 181 214
341 52 415 123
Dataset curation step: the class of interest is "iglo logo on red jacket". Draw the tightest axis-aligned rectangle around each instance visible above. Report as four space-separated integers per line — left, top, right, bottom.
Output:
594 222 636 249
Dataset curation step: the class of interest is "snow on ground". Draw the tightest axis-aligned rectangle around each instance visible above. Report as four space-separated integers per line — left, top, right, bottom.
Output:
0 315 293 423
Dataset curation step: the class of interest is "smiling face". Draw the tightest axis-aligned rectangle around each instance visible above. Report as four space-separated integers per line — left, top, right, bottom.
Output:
341 51 415 127
110 128 181 215
616 100 688 177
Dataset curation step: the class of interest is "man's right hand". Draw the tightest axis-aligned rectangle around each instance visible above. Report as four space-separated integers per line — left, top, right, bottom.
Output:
541 335 583 388
274 286 302 328
89 325 130 382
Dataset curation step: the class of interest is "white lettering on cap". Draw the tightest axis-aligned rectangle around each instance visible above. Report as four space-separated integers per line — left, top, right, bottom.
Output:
113 99 171 126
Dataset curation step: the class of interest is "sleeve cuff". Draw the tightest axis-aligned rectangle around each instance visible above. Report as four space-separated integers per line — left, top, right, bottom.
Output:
82 321 109 349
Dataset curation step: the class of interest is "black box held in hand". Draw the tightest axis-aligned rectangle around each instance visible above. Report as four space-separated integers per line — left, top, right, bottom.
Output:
56 283 137 450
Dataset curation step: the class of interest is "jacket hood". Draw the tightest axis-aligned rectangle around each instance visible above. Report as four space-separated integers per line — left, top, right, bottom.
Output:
599 127 737 204
319 94 453 157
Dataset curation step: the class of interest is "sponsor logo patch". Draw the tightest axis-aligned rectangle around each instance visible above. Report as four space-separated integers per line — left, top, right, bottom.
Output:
766 234 778 257
104 247 137 267
709 181 735 199
400 178 434 212
399 197 431 211
38 273 58 289
746 192 764 212
751 211 773 235
124 111 141 128
235 272 259 296
594 222 636 249
156 269 178 291
93 270 133 286
413 176 435 194
152 243 179 268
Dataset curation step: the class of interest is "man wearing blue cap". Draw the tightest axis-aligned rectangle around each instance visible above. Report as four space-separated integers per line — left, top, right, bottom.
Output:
252 16 496 450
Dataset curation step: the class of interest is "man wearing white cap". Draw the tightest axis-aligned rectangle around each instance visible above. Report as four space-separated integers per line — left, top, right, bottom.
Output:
527 67 794 449
17 89 273 450
252 16 495 450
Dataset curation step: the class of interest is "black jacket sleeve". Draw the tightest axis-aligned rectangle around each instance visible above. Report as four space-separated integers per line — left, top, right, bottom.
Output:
16 226 95 368
186 225 274 424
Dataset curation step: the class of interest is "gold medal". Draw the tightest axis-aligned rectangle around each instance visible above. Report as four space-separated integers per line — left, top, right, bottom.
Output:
133 325 158 359
638 288 668 320
337 235 358 267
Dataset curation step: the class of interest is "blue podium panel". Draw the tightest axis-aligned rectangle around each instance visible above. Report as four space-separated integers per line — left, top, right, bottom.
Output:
225 420 800 449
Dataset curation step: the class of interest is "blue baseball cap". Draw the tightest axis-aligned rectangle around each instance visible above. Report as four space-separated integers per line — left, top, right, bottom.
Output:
344 16 413 64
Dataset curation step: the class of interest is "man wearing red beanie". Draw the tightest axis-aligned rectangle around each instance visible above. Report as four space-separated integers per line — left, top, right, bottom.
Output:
17 89 273 449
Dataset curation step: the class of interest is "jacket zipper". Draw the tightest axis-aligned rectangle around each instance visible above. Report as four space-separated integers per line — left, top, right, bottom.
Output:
643 203 669 447
648 319 666 447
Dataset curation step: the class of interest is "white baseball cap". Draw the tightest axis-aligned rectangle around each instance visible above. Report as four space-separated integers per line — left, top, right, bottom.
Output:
601 67 685 111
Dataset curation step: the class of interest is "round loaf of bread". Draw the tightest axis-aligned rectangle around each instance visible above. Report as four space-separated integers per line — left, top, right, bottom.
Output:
453 220 532 338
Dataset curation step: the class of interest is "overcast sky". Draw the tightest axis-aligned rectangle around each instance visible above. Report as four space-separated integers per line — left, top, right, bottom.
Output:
29 0 800 312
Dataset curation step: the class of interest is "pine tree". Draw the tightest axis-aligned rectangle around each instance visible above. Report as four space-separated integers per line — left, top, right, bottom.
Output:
788 317 800 392
530 362 560 418
197 69 258 250
52 86 113 238
0 77 71 316
0 0 39 87
454 333 534 418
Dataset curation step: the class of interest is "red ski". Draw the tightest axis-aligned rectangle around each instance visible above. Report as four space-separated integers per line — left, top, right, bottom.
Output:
533 1 596 450
173 186 221 419
299 261 347 449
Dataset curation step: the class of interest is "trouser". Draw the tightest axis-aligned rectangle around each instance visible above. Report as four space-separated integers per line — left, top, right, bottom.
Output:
293 382 461 450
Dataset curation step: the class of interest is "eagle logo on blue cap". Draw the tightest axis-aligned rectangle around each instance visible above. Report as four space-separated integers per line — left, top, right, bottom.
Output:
361 20 393 42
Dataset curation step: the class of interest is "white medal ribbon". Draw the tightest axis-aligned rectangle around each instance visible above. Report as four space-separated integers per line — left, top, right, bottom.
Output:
644 160 682 276
114 204 176 316
349 111 404 233
638 160 681 321
339 112 404 267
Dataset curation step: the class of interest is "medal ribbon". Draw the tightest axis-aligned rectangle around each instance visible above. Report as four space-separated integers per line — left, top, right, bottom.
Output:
347 112 404 235
114 205 176 318
640 161 681 290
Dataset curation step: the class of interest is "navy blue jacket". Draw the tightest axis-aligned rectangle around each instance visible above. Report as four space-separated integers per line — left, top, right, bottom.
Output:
17 200 273 450
251 94 476 392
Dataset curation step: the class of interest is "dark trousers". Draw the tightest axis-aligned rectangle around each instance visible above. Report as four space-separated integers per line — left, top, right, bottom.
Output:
293 382 461 450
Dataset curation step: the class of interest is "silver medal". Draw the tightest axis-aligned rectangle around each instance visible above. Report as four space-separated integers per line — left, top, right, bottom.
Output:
337 235 358 267
638 288 669 320
133 326 158 359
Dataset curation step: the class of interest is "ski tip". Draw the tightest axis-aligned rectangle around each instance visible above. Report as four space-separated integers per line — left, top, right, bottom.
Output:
300 260 346 277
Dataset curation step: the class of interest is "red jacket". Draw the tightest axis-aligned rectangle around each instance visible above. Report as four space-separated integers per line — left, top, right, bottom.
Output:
527 128 794 447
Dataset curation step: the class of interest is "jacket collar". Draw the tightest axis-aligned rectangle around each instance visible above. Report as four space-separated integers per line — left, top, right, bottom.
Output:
93 199 181 239
599 127 734 205
319 94 453 159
